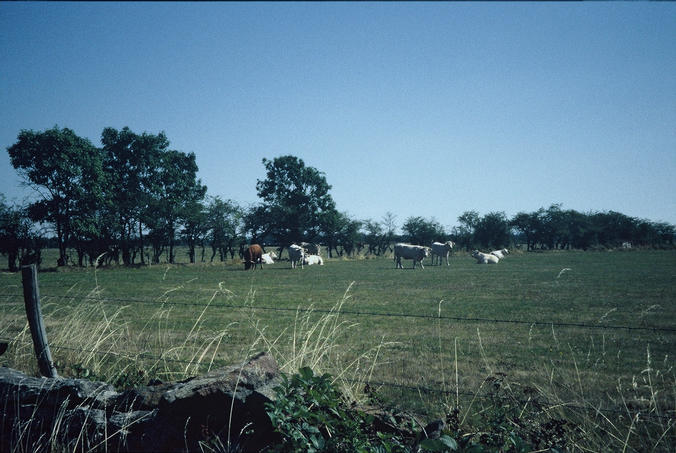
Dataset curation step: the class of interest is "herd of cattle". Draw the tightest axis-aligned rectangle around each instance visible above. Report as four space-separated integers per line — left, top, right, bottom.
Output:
242 241 510 270
242 242 324 270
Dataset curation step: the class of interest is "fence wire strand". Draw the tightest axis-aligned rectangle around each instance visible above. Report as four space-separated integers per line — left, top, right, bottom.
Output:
2 291 675 334
2 335 672 423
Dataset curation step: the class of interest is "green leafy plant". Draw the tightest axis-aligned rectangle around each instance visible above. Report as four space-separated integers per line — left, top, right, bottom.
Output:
419 435 458 452
265 367 410 452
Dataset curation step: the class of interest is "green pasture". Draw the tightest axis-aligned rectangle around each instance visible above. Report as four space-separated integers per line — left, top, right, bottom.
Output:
1 249 675 450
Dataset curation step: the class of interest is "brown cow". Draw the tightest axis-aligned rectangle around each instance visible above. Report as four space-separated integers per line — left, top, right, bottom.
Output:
243 244 263 270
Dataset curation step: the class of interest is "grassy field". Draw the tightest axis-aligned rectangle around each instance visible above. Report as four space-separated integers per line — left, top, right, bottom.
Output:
1 248 675 450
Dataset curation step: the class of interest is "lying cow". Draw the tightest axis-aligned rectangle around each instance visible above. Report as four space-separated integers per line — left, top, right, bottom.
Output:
430 241 455 266
472 250 499 264
243 244 263 270
394 243 430 269
490 248 509 259
288 244 305 269
261 251 277 264
303 254 324 266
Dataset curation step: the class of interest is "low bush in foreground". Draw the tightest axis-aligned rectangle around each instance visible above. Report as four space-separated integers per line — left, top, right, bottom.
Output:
265 367 580 453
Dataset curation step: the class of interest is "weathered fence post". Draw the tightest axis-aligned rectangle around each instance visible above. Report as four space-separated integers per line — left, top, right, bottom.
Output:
21 264 58 378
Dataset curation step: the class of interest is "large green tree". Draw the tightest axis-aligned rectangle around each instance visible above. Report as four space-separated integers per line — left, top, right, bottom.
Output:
255 155 337 248
473 211 510 249
335 214 362 257
101 127 206 264
206 197 244 262
321 211 361 257
100 127 166 265
145 150 207 264
453 210 480 250
181 200 208 264
363 212 397 256
7 126 103 266
362 219 384 256
402 216 445 246
510 211 542 251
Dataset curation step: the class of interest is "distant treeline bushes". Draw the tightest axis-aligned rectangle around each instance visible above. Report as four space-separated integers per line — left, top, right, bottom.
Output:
451 205 675 252
1 126 673 270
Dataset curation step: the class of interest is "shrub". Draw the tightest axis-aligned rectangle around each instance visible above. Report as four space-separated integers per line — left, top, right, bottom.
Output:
264 368 582 452
265 367 410 452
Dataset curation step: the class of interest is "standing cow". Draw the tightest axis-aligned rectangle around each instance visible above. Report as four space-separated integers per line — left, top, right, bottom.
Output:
243 244 263 270
394 243 430 269
430 241 455 266
288 244 305 269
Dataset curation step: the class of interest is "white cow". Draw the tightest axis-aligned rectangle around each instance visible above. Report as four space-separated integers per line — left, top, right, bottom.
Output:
261 251 277 265
430 241 455 266
303 254 324 266
394 243 430 269
490 248 509 259
288 244 305 269
301 242 321 256
472 250 499 264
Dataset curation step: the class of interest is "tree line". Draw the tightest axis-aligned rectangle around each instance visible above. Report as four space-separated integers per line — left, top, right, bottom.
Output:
452 206 675 252
1 126 674 271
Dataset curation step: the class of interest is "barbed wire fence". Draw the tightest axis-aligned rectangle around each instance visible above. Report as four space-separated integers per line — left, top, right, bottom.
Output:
4 292 675 334
2 265 675 425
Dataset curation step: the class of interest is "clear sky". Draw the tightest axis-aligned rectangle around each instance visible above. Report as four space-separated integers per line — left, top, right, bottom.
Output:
1 2 675 231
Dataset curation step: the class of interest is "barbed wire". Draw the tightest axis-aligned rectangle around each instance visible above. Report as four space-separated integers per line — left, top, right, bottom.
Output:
2 335 672 423
0 333 662 371
2 291 675 334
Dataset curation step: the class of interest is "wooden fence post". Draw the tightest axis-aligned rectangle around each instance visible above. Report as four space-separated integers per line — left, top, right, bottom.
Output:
21 264 58 378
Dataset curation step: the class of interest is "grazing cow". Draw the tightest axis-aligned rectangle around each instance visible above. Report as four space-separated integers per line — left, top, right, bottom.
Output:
472 250 499 264
261 251 277 265
288 244 305 269
301 242 321 256
303 254 324 266
394 243 430 269
243 244 263 270
430 241 455 266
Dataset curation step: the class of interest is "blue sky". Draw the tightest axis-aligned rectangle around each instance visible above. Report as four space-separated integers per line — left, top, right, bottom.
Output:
1 2 675 231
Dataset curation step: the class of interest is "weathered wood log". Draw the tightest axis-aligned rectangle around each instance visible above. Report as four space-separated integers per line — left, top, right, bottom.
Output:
21 264 58 378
